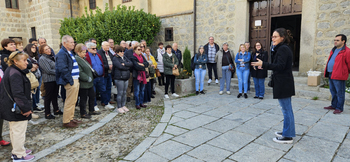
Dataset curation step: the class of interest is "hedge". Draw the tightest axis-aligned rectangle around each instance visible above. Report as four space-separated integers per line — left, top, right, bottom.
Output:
59 4 161 48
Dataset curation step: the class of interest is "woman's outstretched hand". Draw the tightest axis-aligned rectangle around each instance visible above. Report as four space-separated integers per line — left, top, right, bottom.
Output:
251 58 263 67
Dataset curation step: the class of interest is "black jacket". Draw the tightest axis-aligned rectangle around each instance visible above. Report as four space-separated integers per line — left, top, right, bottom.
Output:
124 49 135 72
250 50 268 78
172 49 182 66
112 55 133 80
203 43 220 60
0 65 32 121
129 54 149 78
97 49 114 74
0 49 13 71
262 43 295 99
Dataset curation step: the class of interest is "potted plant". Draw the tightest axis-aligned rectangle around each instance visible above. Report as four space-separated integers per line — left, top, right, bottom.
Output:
175 47 195 95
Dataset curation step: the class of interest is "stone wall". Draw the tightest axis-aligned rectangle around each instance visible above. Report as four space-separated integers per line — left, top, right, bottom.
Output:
195 0 237 52
314 0 350 71
150 13 195 58
0 0 79 53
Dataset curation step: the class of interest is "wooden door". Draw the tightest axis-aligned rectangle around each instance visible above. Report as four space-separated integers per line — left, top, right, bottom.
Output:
249 1 269 50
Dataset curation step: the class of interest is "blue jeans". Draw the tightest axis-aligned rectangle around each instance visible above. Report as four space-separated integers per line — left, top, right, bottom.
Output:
220 66 232 91
278 97 296 137
236 68 250 93
35 76 42 103
93 77 107 106
104 73 112 103
32 94 37 109
329 74 346 111
195 68 206 91
253 77 265 97
133 79 145 106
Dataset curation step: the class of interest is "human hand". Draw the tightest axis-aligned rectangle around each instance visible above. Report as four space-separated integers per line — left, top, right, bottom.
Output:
174 65 177 68
22 111 32 117
251 59 263 67
121 63 125 66
258 66 263 69
109 65 113 70
238 59 243 62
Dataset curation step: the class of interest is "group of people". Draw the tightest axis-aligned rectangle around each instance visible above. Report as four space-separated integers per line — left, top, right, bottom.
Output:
0 27 349 161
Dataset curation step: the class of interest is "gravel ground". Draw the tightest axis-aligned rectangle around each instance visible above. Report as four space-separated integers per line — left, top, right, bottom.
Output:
0 86 165 162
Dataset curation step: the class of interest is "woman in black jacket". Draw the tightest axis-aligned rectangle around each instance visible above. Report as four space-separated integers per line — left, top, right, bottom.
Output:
112 46 133 113
251 28 295 144
0 51 35 161
250 42 268 99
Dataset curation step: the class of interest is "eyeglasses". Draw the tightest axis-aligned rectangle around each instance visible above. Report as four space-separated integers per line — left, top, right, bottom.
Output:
31 47 36 49
334 39 341 42
137 49 142 51
272 36 280 39
91 48 97 50
141 46 145 48
121 51 125 53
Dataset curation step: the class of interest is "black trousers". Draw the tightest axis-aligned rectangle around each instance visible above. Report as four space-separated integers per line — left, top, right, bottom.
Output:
165 75 175 94
44 81 59 116
158 73 165 85
207 63 218 80
79 87 95 115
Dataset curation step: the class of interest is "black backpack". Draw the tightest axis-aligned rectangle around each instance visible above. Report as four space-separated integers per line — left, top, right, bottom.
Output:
190 55 196 71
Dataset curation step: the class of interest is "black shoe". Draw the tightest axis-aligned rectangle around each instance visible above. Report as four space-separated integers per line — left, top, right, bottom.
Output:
33 107 44 112
151 95 155 98
81 114 91 119
200 91 205 94
254 96 259 99
237 93 242 98
45 114 55 119
127 97 131 102
259 97 264 99
152 91 156 95
244 93 248 99
54 110 63 115
273 137 293 144
89 111 101 115
196 91 199 95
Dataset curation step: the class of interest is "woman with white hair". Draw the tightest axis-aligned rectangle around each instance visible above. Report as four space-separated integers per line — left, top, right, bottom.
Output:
215 42 235 95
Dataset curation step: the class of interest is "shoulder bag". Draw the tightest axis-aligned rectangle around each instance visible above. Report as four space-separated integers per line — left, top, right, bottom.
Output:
2 83 22 114
225 54 235 74
26 72 39 90
172 56 180 76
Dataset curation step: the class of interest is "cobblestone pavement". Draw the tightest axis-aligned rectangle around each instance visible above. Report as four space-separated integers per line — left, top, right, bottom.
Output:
123 84 350 162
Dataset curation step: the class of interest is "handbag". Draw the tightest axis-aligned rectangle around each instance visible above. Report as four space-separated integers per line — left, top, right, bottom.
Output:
2 84 22 114
81 57 99 78
145 67 150 78
172 56 180 76
26 72 39 90
155 68 161 77
225 54 236 74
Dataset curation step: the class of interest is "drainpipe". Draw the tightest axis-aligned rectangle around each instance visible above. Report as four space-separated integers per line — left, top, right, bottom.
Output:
70 0 73 17
193 0 196 55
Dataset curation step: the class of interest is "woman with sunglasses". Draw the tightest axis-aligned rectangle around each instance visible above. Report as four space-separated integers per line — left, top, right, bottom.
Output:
0 51 35 161
112 45 133 113
130 44 149 109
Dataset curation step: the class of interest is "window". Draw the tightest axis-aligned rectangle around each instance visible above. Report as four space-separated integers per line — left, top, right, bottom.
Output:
89 0 96 9
122 0 132 3
5 0 19 9
165 28 173 42
31 27 36 39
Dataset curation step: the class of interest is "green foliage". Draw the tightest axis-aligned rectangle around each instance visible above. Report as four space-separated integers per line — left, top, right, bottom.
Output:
59 4 161 48
176 69 190 79
183 46 192 76
312 96 319 100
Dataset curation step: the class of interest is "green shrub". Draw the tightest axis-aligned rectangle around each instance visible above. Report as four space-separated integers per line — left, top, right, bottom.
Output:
183 46 192 76
59 4 161 48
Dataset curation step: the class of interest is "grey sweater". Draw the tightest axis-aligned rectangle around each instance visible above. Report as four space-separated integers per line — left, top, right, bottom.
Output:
38 54 56 83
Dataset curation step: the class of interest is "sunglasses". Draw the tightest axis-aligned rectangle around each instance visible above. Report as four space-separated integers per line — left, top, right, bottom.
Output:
141 46 145 48
137 49 142 51
121 51 125 53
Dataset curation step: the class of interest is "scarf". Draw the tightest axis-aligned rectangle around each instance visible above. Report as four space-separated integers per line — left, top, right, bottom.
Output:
133 53 147 84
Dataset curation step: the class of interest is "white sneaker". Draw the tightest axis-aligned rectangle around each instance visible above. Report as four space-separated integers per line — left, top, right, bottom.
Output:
219 91 223 95
94 106 100 111
28 120 38 125
31 113 39 119
215 79 219 84
105 104 114 109
164 94 169 99
37 103 44 108
172 93 179 97
227 91 231 95
208 79 212 83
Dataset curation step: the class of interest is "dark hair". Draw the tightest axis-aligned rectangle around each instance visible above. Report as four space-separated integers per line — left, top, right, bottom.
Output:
165 45 172 50
89 38 96 42
273 28 291 45
158 42 163 46
336 34 347 44
29 38 37 44
1 39 15 48
23 44 38 59
39 44 50 54
254 42 264 51
107 38 113 42
113 45 125 53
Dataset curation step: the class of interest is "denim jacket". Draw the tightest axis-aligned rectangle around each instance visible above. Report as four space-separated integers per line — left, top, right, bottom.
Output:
235 52 251 70
194 53 207 69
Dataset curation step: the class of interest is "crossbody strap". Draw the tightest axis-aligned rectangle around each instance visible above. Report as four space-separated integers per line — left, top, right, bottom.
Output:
80 57 96 73
225 53 231 64
2 83 15 103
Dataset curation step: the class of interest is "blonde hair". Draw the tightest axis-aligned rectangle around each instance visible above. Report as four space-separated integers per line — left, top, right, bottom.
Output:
4 51 29 67
74 43 87 53
238 44 247 53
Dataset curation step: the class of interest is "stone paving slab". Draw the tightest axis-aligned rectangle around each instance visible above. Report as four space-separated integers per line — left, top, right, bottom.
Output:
172 154 204 162
164 125 188 136
152 133 174 146
124 137 157 161
172 114 218 130
336 139 350 159
230 142 285 162
202 108 231 118
172 127 221 147
207 130 256 152
135 151 168 162
173 110 199 119
149 123 168 137
254 129 302 152
149 140 193 160
187 144 232 161
203 118 241 133
223 111 257 123
306 122 349 143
